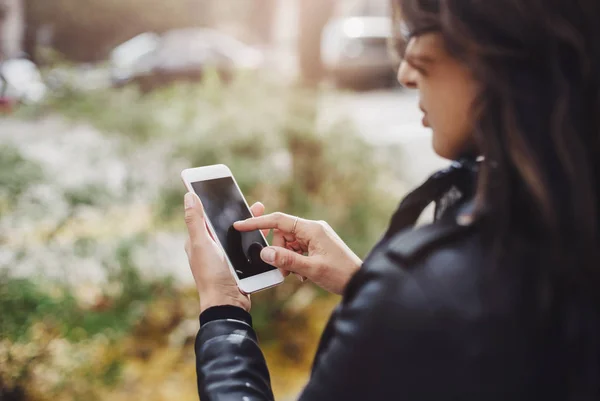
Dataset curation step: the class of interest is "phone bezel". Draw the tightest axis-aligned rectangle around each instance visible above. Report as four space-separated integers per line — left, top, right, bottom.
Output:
181 164 284 294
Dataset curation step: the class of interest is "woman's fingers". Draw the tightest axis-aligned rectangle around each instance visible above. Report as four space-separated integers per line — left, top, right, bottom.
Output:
272 229 286 248
237 215 305 281
271 229 292 278
249 202 269 237
285 240 303 253
184 238 191 256
260 246 313 278
234 212 312 282
184 193 211 246
234 212 302 234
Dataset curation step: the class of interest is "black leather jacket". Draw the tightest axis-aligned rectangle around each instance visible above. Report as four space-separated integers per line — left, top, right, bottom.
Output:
195 160 568 400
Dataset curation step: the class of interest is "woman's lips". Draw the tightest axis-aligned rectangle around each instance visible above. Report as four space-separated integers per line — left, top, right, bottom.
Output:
419 104 429 127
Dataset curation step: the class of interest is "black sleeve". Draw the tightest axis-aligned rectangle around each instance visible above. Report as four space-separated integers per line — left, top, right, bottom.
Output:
195 256 469 401
196 316 275 401
200 305 253 327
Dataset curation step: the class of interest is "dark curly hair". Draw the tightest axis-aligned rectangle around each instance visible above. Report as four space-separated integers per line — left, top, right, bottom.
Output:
393 0 600 398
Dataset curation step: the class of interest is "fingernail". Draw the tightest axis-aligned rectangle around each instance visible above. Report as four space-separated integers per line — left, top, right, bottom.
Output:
184 192 196 209
261 247 276 264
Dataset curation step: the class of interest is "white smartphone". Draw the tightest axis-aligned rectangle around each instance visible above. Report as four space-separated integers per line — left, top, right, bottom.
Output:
181 164 284 294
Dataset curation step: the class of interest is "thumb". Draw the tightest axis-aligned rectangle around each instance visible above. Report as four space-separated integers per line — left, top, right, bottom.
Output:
260 246 312 275
184 192 208 243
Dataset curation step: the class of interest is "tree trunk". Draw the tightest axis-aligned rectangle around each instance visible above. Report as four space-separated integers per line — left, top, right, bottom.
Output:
251 0 276 45
0 0 24 60
297 0 335 86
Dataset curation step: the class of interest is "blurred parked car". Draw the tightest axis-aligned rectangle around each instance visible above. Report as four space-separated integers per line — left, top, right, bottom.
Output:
321 0 397 88
109 28 264 91
0 59 47 106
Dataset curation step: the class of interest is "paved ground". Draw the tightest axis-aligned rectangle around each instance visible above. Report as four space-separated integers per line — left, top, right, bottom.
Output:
318 87 448 187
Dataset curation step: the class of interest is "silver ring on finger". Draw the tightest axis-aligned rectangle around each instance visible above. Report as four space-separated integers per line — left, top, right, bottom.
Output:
291 216 299 235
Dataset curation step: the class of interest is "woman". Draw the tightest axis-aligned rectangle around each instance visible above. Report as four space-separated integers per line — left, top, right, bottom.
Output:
183 0 600 399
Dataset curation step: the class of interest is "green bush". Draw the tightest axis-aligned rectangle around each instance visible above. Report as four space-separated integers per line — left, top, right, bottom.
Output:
0 237 181 400
0 145 43 214
0 261 160 343
7 74 402 399
37 72 398 257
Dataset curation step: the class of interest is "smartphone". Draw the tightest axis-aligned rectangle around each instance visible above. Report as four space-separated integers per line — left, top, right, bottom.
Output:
181 164 284 294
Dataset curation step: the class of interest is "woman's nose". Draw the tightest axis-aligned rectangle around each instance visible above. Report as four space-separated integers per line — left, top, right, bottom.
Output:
397 61 418 89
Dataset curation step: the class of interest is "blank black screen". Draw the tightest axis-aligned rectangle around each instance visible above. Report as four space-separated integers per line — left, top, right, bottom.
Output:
191 178 275 279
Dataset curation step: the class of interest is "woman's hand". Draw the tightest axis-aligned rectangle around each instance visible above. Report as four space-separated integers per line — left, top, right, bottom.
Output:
184 192 269 313
234 213 362 295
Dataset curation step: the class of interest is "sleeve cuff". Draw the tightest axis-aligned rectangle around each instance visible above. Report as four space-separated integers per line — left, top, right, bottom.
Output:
200 305 253 327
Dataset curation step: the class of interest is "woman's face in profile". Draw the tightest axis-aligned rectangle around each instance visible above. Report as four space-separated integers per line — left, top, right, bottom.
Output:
397 33 478 160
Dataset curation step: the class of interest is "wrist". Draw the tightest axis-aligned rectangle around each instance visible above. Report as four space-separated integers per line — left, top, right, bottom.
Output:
199 291 250 314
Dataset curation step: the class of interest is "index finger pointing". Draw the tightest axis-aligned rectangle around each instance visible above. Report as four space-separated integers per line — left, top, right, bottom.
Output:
234 212 295 233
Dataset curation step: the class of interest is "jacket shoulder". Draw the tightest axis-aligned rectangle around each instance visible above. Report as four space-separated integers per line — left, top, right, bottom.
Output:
385 217 479 266
321 217 528 401
351 216 486 319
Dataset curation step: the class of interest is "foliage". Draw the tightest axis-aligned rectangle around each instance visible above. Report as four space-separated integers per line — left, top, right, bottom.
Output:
0 145 43 214
36 72 398 257
0 263 179 401
3 73 403 400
